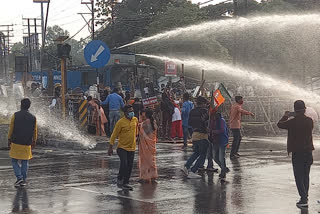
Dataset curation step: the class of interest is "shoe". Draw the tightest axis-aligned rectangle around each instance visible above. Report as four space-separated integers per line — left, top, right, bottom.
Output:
206 167 218 172
226 167 230 173
296 200 308 208
198 167 205 171
235 153 241 157
187 171 202 179
14 179 23 187
230 155 239 159
181 166 189 176
20 180 27 187
117 179 123 188
122 184 133 191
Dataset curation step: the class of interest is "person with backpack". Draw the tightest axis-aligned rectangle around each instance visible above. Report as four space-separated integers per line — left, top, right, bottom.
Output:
160 91 174 139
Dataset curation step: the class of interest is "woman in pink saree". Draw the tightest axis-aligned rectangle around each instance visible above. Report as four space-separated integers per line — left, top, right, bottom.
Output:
139 109 158 183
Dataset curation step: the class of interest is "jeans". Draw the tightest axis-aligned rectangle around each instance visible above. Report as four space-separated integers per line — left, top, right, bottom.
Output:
185 139 209 173
207 142 214 168
230 129 241 157
117 148 135 185
292 152 313 202
182 126 193 146
12 159 28 181
109 110 120 134
213 143 227 176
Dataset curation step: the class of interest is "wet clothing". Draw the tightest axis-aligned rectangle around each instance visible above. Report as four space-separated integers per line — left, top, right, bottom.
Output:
277 114 314 154
101 92 125 111
110 117 138 152
229 103 251 129
213 143 227 177
230 129 241 157
209 115 228 146
12 159 28 181
182 101 193 127
188 107 209 134
185 139 209 173
292 152 313 202
277 113 314 202
8 110 37 160
138 119 158 181
117 148 135 185
109 110 121 134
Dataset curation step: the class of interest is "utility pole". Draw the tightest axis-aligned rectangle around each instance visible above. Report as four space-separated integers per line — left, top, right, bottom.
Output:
0 24 13 82
23 18 41 73
41 2 45 83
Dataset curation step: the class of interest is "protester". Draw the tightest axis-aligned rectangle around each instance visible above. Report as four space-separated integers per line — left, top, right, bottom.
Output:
49 89 61 114
138 109 158 183
160 91 174 139
88 97 108 136
108 105 138 190
8 98 37 187
277 100 314 208
181 93 194 148
132 98 144 120
229 96 254 159
101 88 125 134
211 112 229 180
182 96 209 179
101 89 111 137
171 104 183 140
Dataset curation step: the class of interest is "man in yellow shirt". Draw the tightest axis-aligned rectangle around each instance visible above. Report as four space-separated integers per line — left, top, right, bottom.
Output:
108 105 138 190
8 98 37 187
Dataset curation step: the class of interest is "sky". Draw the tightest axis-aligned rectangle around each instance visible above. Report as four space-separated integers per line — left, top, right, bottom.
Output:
0 0 229 44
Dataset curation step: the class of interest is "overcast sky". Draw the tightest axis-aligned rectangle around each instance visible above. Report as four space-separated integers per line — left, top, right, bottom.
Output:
0 0 228 44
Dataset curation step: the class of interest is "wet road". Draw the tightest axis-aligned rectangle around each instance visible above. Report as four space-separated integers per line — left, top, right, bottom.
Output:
0 137 320 214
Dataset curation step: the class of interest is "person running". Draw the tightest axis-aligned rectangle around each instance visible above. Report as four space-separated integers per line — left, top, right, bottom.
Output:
277 100 314 208
181 93 194 149
138 109 158 183
101 88 125 134
182 96 209 179
108 105 138 190
211 112 229 181
8 98 37 187
229 96 254 159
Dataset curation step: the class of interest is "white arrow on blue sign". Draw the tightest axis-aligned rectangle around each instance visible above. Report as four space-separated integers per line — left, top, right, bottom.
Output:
84 40 111 68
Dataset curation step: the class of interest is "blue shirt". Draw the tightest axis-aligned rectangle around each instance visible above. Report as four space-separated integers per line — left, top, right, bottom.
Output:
101 93 125 111
182 101 194 127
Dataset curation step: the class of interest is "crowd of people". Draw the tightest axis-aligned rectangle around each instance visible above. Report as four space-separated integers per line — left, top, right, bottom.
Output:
7 88 316 209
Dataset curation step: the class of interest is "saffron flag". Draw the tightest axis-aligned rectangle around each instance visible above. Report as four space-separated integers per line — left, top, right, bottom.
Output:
210 83 231 112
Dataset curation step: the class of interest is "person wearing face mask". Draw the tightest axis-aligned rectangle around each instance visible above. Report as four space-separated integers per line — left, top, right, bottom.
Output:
108 105 138 191
229 96 254 159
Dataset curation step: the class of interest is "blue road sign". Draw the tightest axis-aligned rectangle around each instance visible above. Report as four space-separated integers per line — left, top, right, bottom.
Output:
84 40 110 68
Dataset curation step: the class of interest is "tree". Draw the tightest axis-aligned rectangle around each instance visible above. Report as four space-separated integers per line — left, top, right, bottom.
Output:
43 25 86 69
8 42 24 71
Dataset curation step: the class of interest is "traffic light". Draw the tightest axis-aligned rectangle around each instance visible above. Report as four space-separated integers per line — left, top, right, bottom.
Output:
57 43 71 58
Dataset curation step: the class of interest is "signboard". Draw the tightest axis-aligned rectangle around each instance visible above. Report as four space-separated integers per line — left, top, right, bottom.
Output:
142 97 158 106
165 61 177 76
33 0 49 2
84 40 110 68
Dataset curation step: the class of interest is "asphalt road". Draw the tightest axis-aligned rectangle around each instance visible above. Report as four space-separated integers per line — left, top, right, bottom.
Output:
0 136 320 214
